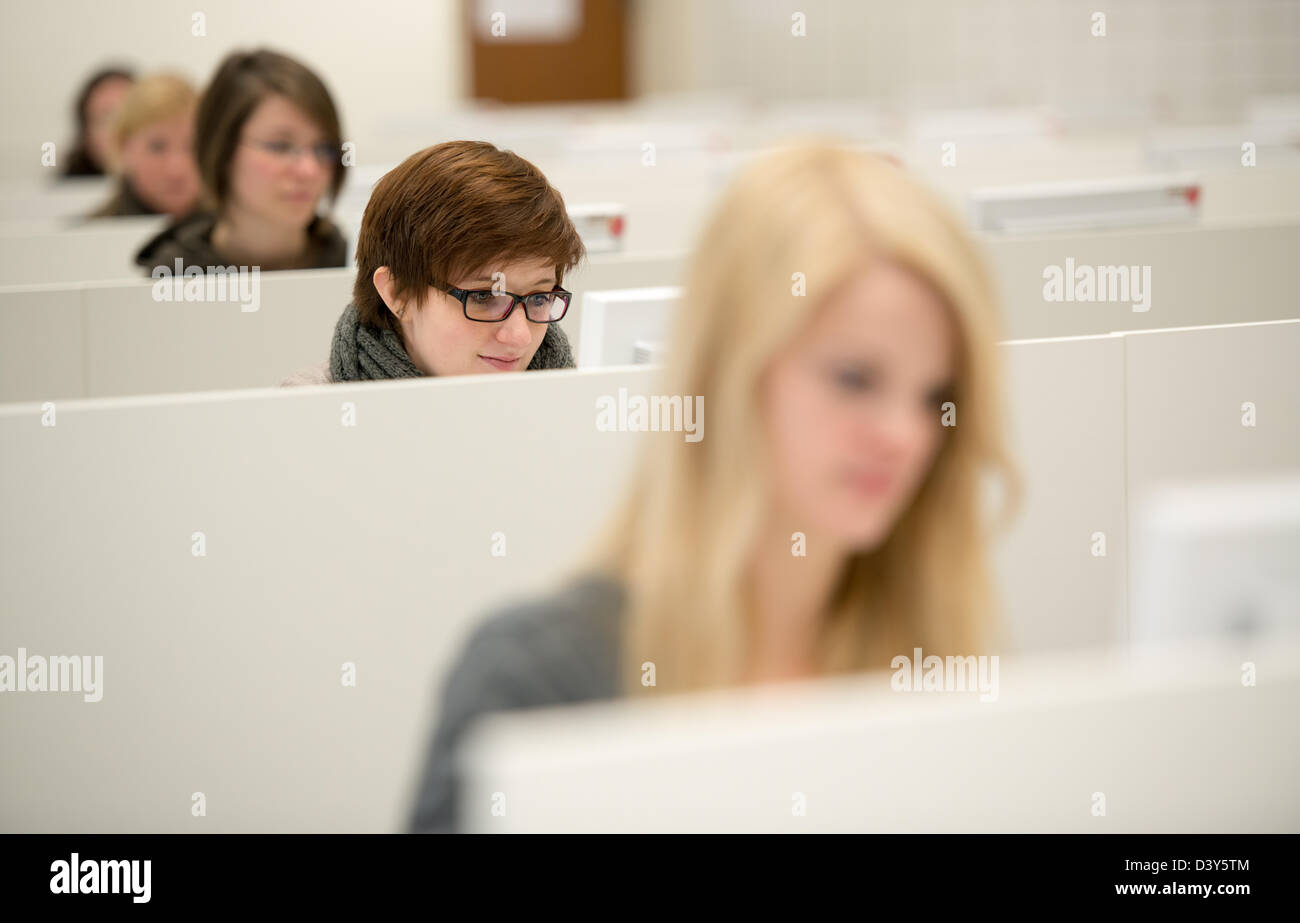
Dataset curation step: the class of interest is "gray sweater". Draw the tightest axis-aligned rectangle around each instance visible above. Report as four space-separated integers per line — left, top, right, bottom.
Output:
407 575 625 833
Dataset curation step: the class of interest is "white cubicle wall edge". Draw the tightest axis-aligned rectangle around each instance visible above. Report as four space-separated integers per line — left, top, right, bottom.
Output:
0 359 660 417
1118 316 1300 337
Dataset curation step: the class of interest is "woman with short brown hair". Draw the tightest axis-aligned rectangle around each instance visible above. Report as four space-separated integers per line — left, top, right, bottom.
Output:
282 140 585 385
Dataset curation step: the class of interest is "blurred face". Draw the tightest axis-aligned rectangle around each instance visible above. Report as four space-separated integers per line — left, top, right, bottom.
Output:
760 262 956 551
226 94 334 230
119 110 199 217
84 76 132 170
383 256 556 376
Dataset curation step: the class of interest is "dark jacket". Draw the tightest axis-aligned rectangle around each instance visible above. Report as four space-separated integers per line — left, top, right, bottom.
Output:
61 146 105 178
135 211 347 274
407 575 625 833
89 180 159 219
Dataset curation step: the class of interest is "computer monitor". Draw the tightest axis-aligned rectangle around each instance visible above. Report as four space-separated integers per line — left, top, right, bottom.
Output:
1130 475 1300 643
458 638 1300 832
576 286 679 369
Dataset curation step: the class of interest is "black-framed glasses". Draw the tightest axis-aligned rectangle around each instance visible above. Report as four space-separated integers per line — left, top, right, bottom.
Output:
444 286 573 324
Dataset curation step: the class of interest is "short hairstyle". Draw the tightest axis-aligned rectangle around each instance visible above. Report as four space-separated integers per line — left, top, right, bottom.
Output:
110 73 197 151
194 48 345 211
354 140 587 333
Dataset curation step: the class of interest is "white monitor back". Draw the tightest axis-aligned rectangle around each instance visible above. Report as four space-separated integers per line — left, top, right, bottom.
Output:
577 286 681 369
1131 476 1300 643
460 639 1300 833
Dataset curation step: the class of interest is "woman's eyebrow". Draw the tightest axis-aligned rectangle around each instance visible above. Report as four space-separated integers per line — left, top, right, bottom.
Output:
461 275 557 289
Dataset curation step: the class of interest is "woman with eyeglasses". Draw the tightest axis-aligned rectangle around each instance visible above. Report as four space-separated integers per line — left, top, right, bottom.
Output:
407 140 1021 832
281 140 582 385
136 49 346 274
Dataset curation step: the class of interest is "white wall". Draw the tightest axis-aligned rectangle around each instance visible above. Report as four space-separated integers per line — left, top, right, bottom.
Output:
0 0 466 183
630 0 1300 126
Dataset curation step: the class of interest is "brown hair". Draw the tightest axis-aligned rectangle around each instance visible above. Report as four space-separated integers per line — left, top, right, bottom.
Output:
64 66 134 176
195 48 345 211
353 140 586 332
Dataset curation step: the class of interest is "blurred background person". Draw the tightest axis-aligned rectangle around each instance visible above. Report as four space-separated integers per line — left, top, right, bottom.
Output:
61 66 134 178
135 48 346 273
89 73 200 219
408 140 1022 832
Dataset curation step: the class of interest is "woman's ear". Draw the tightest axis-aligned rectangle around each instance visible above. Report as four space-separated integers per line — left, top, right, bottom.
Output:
373 266 404 320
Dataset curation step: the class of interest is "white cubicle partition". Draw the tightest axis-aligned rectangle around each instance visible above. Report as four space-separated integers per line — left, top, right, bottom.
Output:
984 219 1300 340
2 318 1295 831
993 334 1127 651
1122 319 1300 635
0 366 659 833
0 283 86 402
0 177 111 221
83 268 352 397
0 251 687 404
0 216 164 286
573 221 1300 353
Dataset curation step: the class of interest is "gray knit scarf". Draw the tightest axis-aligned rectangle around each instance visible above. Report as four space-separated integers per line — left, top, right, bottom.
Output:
328 303 575 382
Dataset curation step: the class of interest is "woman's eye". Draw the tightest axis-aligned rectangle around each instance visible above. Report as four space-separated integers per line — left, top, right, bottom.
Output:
468 291 493 304
148 139 167 154
832 367 874 392
266 141 294 155
526 294 549 308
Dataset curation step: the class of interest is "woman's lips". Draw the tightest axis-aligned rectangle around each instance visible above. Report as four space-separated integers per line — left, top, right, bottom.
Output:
845 471 894 497
479 354 522 371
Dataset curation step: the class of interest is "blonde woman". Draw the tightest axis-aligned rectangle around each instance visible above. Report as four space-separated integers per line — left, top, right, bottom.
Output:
409 140 1019 832
90 74 200 219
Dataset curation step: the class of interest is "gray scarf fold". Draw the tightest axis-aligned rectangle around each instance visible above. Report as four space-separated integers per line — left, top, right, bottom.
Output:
328 303 575 382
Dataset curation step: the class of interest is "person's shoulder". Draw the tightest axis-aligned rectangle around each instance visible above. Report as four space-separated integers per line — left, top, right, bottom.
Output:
408 574 625 832
473 574 625 647
307 215 348 269
279 361 332 387
451 574 626 706
135 211 216 272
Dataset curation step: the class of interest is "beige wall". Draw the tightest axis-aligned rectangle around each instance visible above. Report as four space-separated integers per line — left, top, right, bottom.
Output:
630 0 1300 124
0 0 466 182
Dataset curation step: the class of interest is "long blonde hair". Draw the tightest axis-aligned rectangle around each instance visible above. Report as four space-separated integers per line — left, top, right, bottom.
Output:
587 140 1019 695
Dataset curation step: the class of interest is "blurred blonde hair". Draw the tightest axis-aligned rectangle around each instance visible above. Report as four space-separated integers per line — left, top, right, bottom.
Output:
108 73 196 165
587 139 1020 695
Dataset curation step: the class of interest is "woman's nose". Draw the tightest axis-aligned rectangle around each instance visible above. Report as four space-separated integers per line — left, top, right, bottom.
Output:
497 305 534 347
